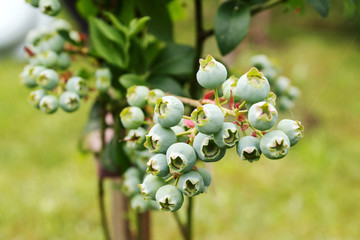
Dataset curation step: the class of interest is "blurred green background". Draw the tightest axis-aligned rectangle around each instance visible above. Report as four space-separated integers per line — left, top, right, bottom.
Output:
1 2 360 240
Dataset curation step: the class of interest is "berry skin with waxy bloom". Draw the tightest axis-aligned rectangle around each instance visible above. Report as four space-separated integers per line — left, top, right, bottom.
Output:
213 122 240 149
39 95 59 114
29 89 46 108
248 101 278 131
166 143 196 174
126 85 150 108
236 136 262 162
95 68 112 93
178 171 205 197
156 185 184 212
273 76 290 95
155 96 184 128
39 0 62 16
236 67 270 103
66 76 88 98
276 119 304 146
144 124 176 153
123 167 142 180
222 75 242 102
196 167 212 192
120 107 145 129
131 194 150 213
59 91 80 112
21 65 41 88
125 127 147 150
56 52 71 70
193 133 226 162
139 174 166 200
260 130 290 160
38 50 58 68
250 54 272 70
191 104 224 135
147 89 165 107
171 125 188 143
196 54 227 89
122 178 141 197
37 69 59 90
146 154 170 177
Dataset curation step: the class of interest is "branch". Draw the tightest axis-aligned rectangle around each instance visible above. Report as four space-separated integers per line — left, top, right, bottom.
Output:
98 179 111 240
166 93 202 108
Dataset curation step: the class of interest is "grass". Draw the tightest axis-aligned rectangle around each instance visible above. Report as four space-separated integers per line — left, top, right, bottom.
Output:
1 6 360 240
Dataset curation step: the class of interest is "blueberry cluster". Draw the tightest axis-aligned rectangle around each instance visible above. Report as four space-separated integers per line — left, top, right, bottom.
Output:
250 55 301 111
26 0 62 16
120 55 304 212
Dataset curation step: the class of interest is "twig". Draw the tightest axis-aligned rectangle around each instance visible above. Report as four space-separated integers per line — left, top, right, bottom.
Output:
98 179 111 240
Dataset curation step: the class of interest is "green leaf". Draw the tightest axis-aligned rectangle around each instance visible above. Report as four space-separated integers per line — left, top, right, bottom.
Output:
76 0 98 19
306 0 330 17
104 12 129 36
89 17 129 68
151 43 195 76
119 74 146 88
167 0 189 21
215 1 251 55
137 0 173 41
244 0 270 5
129 16 151 37
147 74 185 96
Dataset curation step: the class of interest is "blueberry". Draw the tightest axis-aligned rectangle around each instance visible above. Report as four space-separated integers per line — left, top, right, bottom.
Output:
39 33 65 53
287 86 301 100
265 91 277 106
120 107 145 129
122 178 141 197
146 154 170 177
178 171 204 197
39 0 62 16
39 95 58 114
166 143 196 173
196 55 227 89
66 77 88 98
196 167 212 192
26 0 40 7
213 122 240 149
236 136 261 162
171 125 188 143
273 76 290 95
59 91 80 112
236 67 270 104
51 19 72 32
250 55 271 70
130 194 150 213
261 66 278 84
125 127 147 150
126 86 149 108
193 133 226 162
139 174 166 200
29 89 46 108
276 119 304 146
56 52 71 70
147 89 165 107
155 96 184 128
37 69 59 90
144 124 176 153
123 166 142 180
260 130 290 160
191 104 224 135
156 185 184 212
20 65 39 88
248 101 278 131
38 50 58 67
95 68 112 93
278 96 294 111
222 75 242 102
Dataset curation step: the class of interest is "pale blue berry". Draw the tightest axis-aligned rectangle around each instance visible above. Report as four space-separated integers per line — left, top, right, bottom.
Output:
37 69 59 90
66 76 88 97
248 102 278 131
287 86 301 100
213 122 240 149
120 107 145 129
236 136 261 162
156 185 184 212
38 50 58 67
278 96 294 111
193 133 226 162
166 143 196 173
197 167 211 192
178 171 204 197
147 89 165 107
262 66 278 84
51 19 72 32
95 68 112 93
122 178 141 197
155 96 184 128
131 194 150 213
265 91 277 106
250 55 272 70
59 91 80 112
125 127 147 150
222 76 241 102
20 65 40 88
171 125 188 142
126 86 149 108
196 55 227 89
39 0 62 16
139 174 166 200
146 154 170 177
144 124 176 153
29 89 46 108
260 130 290 160
191 104 224 134
39 95 58 114
56 52 71 70
40 33 65 53
276 119 304 146
273 76 290 95
123 167 142 180
26 0 40 7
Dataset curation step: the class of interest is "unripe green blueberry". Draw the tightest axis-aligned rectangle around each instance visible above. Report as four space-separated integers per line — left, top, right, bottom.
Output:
66 77 88 97
120 107 145 129
37 69 59 90
95 68 112 93
40 33 65 53
236 136 261 162
196 167 211 192
276 119 304 146
69 30 81 43
262 66 278 84
26 28 47 46
196 55 227 89
126 85 149 108
131 194 150 213
29 89 46 108
171 125 188 142
122 178 141 197
20 65 38 88
156 185 184 212
26 0 40 7
38 50 58 68
178 171 204 197
193 133 226 162
265 91 277 106
155 96 184 128
166 143 196 173
147 89 165 107
39 0 62 16
146 154 170 177
250 55 271 70
273 76 290 95
287 86 301 100
39 95 58 114
222 76 241 102
139 174 166 200
213 122 240 149
278 96 294 111
248 102 278 131
260 130 290 160
56 52 71 70
125 127 147 150
133 150 154 173
191 104 224 135
144 124 176 153
51 19 72 32
123 166 142 180
236 67 270 103
59 91 80 113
